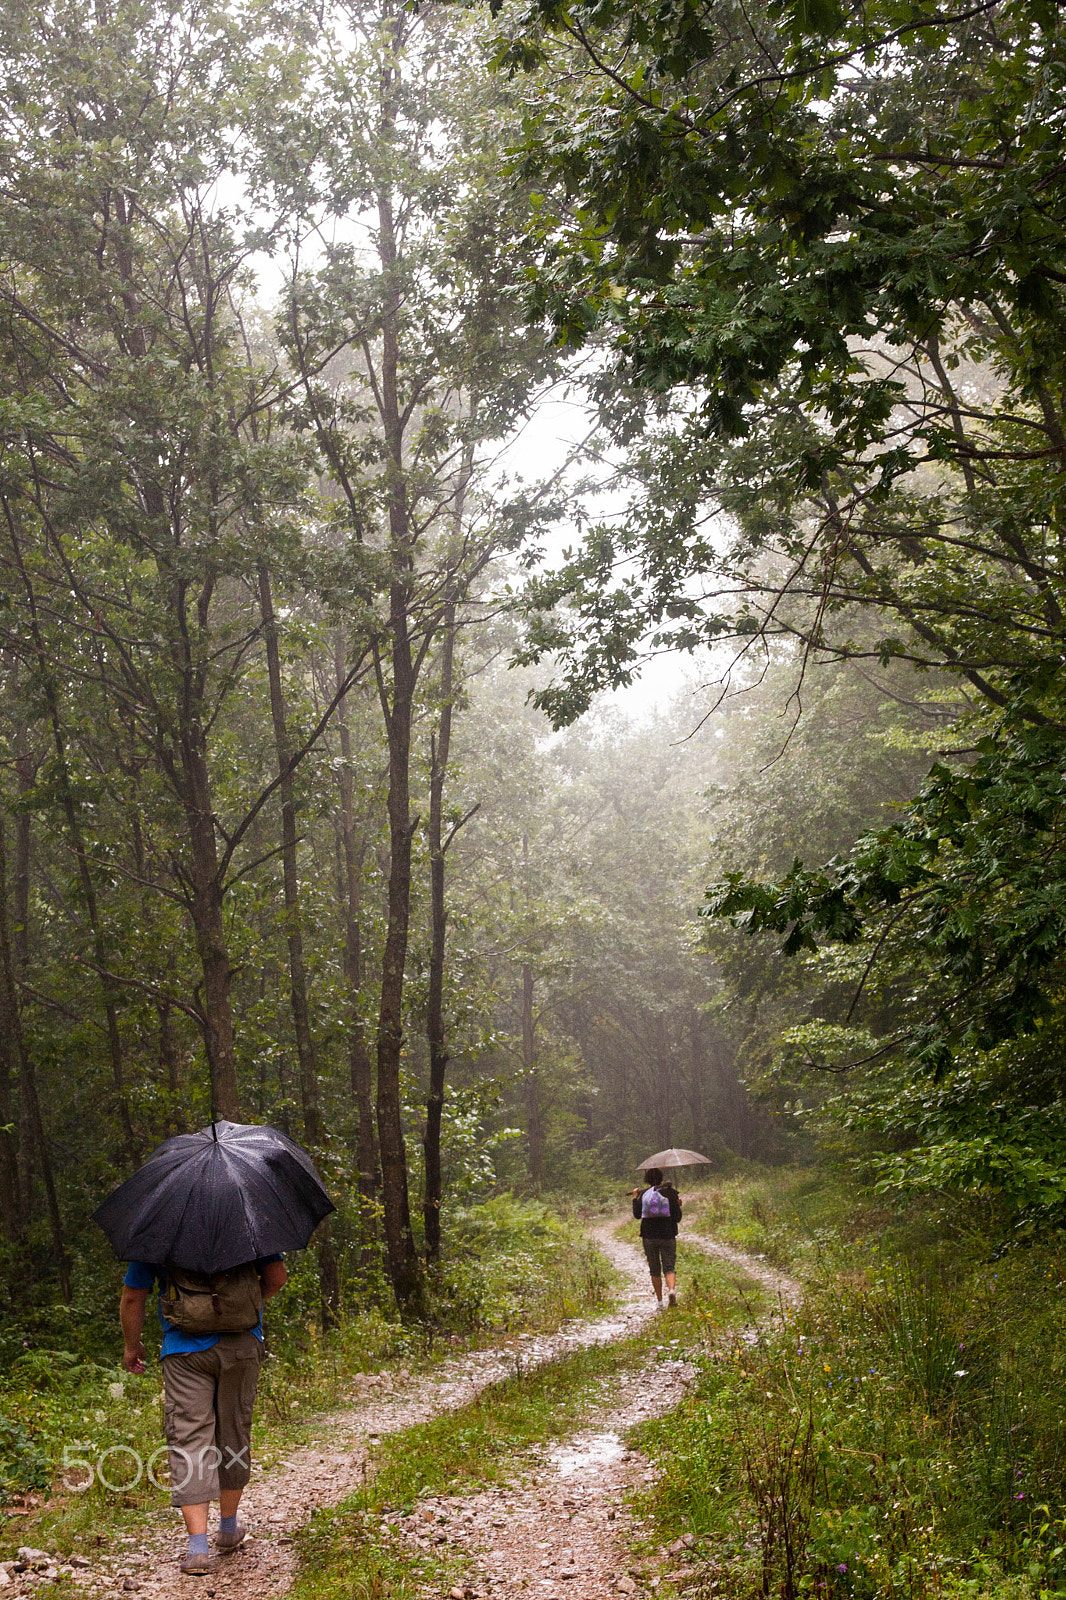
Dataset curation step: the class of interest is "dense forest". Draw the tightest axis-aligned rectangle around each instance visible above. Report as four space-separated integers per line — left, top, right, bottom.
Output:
2 0 1065 1312
2 0 1066 1588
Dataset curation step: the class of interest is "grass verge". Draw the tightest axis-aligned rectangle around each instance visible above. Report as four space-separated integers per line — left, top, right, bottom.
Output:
630 1167 1066 1600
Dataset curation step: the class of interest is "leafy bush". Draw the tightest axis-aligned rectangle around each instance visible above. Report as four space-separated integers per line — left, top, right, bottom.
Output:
439 1196 616 1331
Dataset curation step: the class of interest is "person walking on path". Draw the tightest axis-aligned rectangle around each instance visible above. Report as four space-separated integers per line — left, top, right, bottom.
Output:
119 1255 287 1576
632 1167 682 1309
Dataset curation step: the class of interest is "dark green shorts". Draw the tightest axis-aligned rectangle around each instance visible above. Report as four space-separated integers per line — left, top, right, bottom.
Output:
642 1236 676 1276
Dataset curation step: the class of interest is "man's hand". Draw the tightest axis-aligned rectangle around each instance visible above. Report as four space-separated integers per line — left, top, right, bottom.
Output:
632 1188 641 1199
123 1340 147 1375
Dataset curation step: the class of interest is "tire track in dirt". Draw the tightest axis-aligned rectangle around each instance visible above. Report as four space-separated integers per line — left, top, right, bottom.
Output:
19 1226 798 1599
399 1233 802 1600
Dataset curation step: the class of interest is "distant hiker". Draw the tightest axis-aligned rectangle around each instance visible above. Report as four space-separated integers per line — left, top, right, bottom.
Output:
632 1167 682 1309
119 1255 287 1575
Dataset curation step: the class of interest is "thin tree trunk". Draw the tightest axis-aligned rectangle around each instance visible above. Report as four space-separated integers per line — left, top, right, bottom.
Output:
654 1013 672 1150
4 508 140 1165
0 800 20 1241
0 814 69 1299
422 431 476 1264
11 708 32 1237
334 637 378 1266
257 563 322 1147
257 568 337 1327
522 958 544 1188
372 151 426 1315
423 605 456 1263
182 726 241 1123
521 832 544 1187
114 196 239 1128
376 605 424 1311
685 1011 707 1157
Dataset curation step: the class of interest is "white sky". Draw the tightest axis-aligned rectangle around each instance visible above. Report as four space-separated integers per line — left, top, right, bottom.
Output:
492 389 705 728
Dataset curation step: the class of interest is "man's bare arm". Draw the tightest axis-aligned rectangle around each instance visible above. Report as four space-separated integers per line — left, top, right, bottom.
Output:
260 1260 287 1299
120 1286 149 1374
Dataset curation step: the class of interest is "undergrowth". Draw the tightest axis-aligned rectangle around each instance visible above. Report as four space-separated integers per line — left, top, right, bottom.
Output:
634 1170 1066 1600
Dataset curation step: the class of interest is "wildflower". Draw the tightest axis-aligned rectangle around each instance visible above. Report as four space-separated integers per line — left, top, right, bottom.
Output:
837 1564 848 1573
109 1381 125 1400
94 1409 106 1423
1016 1494 1025 1501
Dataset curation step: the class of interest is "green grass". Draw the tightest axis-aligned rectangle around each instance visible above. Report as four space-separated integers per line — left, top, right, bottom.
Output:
291 1338 651 1600
629 1166 1066 1600
291 1222 768 1600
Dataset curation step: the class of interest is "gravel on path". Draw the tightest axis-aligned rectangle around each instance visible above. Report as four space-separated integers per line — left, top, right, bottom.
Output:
7 1223 800 1600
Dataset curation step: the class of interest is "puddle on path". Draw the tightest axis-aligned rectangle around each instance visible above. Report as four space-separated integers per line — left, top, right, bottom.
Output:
549 1430 627 1478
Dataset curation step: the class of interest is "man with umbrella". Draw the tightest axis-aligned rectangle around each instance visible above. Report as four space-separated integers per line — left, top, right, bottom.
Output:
119 1252 286 1573
97 1122 334 1577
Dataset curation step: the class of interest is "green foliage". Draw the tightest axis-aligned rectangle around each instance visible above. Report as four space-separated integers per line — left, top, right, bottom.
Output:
635 1177 1066 1600
703 700 1066 1221
502 0 1066 724
436 1196 617 1331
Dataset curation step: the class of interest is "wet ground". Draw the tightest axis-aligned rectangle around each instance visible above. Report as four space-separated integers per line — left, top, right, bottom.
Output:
6 1226 799 1600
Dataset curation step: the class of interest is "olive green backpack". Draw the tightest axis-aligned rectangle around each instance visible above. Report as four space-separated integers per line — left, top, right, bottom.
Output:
160 1262 262 1335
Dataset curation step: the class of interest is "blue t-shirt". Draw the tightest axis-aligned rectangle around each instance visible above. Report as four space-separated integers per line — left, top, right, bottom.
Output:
123 1258 282 1358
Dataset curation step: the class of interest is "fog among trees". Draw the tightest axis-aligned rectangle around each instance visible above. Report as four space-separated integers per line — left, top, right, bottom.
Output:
0 0 1063 1342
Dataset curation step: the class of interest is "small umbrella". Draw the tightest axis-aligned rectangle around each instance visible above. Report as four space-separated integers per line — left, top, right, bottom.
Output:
636 1147 712 1172
94 1121 335 1274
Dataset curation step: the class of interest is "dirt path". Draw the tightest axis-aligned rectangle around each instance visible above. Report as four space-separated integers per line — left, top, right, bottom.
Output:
395 1233 802 1600
12 1227 799 1599
686 1231 801 1311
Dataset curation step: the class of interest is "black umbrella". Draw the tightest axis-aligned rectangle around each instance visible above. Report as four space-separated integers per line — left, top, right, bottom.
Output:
94 1121 335 1274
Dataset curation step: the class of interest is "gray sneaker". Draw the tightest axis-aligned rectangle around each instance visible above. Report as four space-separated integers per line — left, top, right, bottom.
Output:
180 1551 219 1576
214 1521 247 1551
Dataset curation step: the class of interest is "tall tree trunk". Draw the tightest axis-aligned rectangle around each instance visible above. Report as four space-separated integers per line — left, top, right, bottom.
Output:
11 707 32 1237
521 832 544 1187
375 600 423 1311
256 564 336 1326
4 508 139 1165
422 433 476 1264
0 814 69 1299
163 564 241 1124
422 604 455 1263
0 795 20 1241
372 156 426 1315
334 637 378 1266
685 1010 707 1157
257 564 322 1146
654 1013 672 1150
522 958 544 1188
181 722 241 1123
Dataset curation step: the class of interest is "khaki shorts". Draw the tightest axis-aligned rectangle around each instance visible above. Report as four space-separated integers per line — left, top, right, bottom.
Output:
642 1237 677 1277
161 1332 263 1506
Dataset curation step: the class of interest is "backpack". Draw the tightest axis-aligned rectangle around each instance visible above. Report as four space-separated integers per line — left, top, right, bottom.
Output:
641 1186 672 1220
159 1262 263 1336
